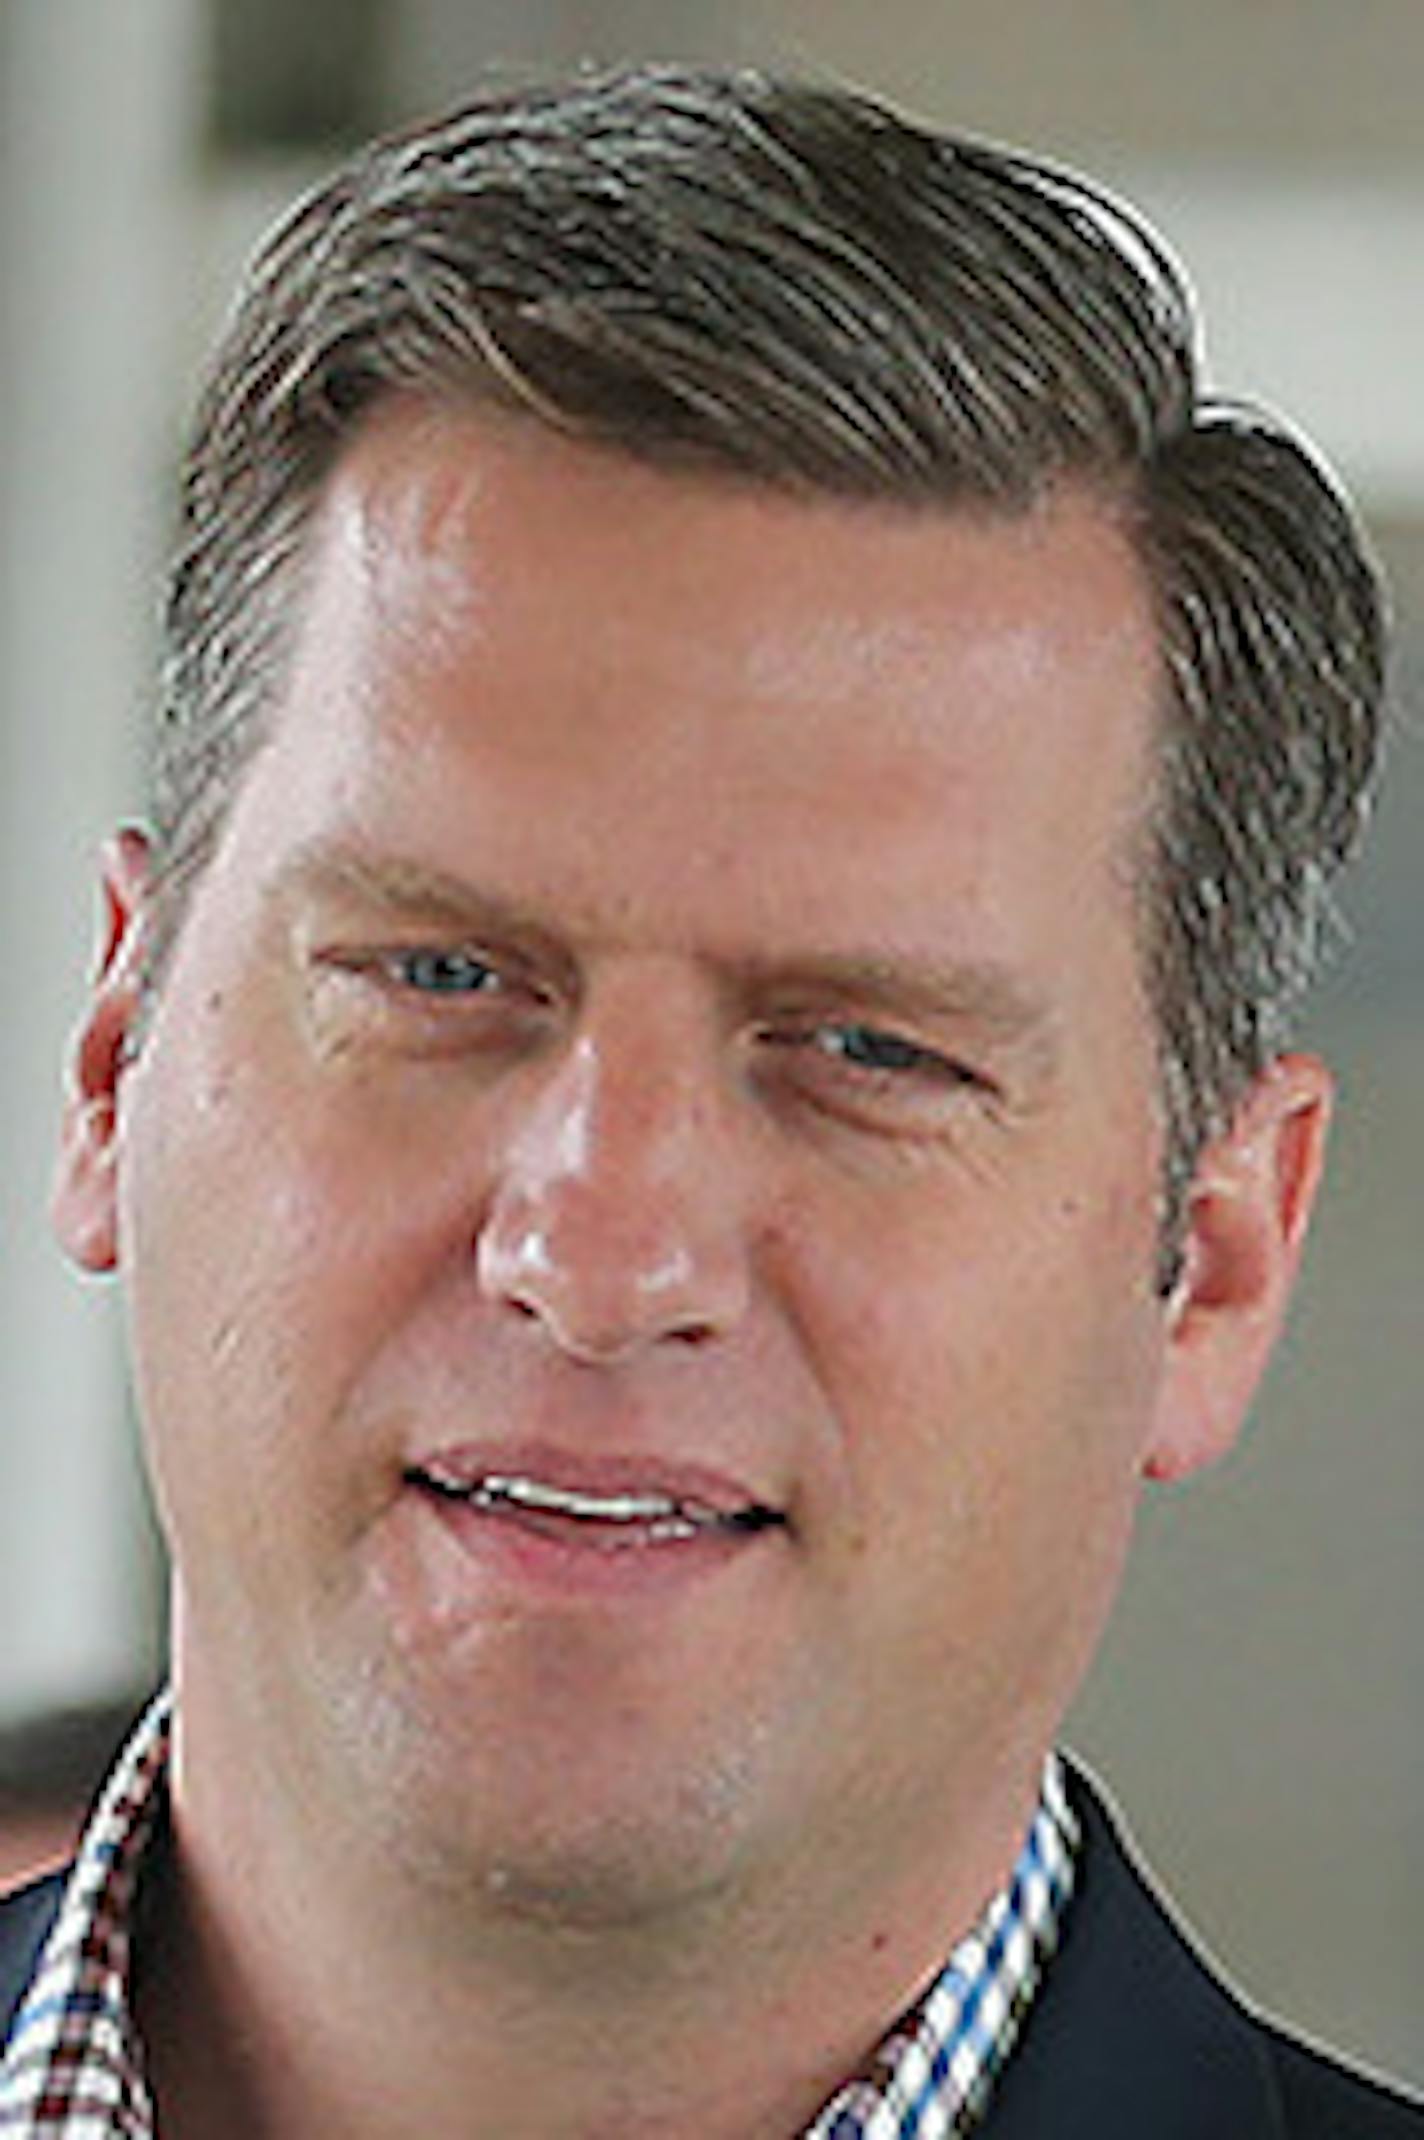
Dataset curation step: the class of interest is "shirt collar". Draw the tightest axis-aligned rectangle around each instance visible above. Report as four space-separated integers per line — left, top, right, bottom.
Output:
809 1755 1079 2136
0 1689 170 2135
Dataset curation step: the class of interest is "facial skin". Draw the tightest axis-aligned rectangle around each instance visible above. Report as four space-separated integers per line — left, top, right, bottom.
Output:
55 403 1327 2132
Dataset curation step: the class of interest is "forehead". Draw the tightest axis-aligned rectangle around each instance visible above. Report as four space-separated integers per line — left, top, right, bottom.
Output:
319 401 1155 691
224 403 1161 969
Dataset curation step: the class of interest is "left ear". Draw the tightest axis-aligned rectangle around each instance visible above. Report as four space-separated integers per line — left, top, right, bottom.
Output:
1144 1053 1332 1482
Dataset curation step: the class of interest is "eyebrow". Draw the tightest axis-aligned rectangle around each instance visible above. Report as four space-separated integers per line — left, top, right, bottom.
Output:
271 840 1060 1062
271 841 564 941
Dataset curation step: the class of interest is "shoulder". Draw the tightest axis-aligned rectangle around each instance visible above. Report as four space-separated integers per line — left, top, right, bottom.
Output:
1067 1768 1424 2134
986 1764 1422 2138
1261 2025 1424 2137
0 1868 67 2051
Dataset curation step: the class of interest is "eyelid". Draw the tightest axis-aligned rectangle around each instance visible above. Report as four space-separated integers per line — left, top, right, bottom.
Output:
315 941 555 1006
757 1016 992 1093
819 1023 971 1079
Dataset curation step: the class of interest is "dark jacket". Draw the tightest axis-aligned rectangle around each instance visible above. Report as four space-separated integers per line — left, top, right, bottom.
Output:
0 1867 64 2053
2 1779 1419 2133
988 1774 1423 2136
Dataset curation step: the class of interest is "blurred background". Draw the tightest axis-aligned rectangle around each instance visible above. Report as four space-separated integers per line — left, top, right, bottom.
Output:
1 0 1419 2089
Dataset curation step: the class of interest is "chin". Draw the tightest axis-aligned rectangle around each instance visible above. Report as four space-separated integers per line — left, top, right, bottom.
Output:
344 1677 773 1943
471 1828 733 1938
391 1776 766 1949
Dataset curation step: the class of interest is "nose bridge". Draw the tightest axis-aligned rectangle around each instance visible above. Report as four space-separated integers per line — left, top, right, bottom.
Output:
518 1021 711 1218
475 977 751 1358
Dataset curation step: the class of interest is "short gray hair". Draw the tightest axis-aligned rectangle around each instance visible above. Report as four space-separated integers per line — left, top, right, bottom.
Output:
157 64 1387 1272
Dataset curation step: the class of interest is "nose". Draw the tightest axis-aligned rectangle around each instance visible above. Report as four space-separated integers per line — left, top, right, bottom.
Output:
475 1017 753 1364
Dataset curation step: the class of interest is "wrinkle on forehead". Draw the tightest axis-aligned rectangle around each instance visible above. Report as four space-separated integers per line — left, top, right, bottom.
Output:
313 397 1161 723
284 398 1163 979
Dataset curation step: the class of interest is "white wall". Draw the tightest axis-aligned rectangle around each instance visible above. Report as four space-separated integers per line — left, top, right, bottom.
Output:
0 0 202 1716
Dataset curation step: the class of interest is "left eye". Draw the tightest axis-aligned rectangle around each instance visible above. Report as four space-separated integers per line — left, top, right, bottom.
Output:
759 1018 979 1096
386 949 502 996
810 1023 952 1078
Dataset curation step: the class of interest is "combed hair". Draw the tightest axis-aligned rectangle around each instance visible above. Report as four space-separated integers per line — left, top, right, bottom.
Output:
157 64 1387 1275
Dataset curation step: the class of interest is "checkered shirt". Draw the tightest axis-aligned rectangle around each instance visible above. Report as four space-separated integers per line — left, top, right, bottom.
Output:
0 1692 169 2134
0 1696 1076 2136
808 1758 1079 2137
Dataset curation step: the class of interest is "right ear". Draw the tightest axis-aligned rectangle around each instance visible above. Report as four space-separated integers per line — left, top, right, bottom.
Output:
51 826 154 1274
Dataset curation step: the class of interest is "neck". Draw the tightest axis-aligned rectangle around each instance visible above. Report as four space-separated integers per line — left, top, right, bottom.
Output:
138 1864 898 2139
138 1815 1046 2140
141 1692 1045 2136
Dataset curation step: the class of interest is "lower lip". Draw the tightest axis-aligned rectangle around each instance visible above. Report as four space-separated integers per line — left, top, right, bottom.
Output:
407 1482 781 1600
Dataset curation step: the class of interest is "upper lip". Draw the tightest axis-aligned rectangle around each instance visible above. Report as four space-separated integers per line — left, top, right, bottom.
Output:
402 1443 784 1527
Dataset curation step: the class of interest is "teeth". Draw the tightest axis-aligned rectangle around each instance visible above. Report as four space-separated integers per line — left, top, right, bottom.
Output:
478 1475 685 1524
646 1515 701 1542
413 1464 782 1536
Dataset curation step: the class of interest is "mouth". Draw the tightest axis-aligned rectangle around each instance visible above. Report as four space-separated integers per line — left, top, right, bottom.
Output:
402 1462 786 1554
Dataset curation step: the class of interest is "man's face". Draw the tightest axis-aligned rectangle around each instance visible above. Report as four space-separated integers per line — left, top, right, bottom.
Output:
65 406 1219 1934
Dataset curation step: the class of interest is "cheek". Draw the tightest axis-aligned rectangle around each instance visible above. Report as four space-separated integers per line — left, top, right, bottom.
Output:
115 1028 415 1558
799 1162 1163 1635
118 1008 538 1610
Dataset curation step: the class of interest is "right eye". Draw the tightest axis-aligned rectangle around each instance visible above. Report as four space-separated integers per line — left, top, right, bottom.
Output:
382 948 503 997
309 942 558 1056
317 941 537 1007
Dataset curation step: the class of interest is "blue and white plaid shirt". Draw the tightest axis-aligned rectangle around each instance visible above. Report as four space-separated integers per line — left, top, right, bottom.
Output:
0 1694 1077 2135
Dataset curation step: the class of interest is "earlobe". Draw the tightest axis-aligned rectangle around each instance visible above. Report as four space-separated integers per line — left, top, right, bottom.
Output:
51 827 155 1275
1144 1054 1332 1482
